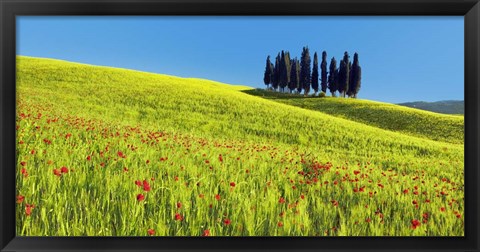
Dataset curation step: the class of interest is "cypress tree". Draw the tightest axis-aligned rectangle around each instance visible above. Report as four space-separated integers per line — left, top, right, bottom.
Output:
320 51 328 94
351 53 361 98
300 46 311 96
348 61 354 97
338 59 346 97
295 58 302 94
282 51 291 93
311 52 319 95
328 57 338 97
263 55 273 89
289 58 298 93
338 52 350 97
272 53 281 91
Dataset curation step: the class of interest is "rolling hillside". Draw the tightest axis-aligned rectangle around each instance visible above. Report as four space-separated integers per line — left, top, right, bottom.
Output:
15 56 464 236
243 89 464 145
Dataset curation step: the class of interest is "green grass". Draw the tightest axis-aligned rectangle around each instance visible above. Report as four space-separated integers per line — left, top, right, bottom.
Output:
243 89 464 145
16 56 464 236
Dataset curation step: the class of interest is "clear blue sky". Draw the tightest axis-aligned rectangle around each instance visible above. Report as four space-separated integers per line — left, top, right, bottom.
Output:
17 16 463 103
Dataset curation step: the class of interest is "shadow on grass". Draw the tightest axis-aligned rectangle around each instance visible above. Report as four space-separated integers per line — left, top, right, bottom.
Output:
242 88 324 100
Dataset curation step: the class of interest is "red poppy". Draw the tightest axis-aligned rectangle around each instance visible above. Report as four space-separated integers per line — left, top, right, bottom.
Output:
218 154 223 162
456 213 462 219
277 222 284 227
199 194 204 198
177 202 182 209
300 195 305 200
365 218 371 223
215 194 221 201
147 229 155 236
135 180 142 187
279 197 286 204
440 207 446 212
230 182 236 187
53 169 62 177
143 180 151 192
411 219 421 229
202 229 210 236
175 213 183 221
60 166 68 174
87 155 91 161
137 194 145 202
118 151 125 158
25 204 34 216
331 200 339 207
403 189 409 194
223 219 231 225
16 195 25 204
353 170 360 175
21 168 28 177
20 161 26 166
412 200 418 205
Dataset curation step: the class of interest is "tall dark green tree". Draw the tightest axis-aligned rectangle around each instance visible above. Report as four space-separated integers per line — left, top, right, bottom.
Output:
272 53 281 91
337 59 346 97
328 57 338 97
338 51 350 97
295 58 302 94
300 46 311 96
263 55 274 89
311 52 319 95
289 58 300 93
280 51 291 93
350 52 362 98
347 61 354 97
320 51 328 93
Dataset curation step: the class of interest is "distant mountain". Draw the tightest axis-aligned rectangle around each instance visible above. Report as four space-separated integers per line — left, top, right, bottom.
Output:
398 100 464 115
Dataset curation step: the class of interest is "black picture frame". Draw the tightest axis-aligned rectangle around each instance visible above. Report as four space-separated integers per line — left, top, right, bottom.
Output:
1 0 479 251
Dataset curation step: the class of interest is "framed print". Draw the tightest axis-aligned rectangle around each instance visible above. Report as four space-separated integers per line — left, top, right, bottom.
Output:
1 0 479 251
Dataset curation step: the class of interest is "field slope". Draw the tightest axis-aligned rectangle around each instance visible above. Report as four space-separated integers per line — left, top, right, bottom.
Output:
243 89 464 144
16 56 464 236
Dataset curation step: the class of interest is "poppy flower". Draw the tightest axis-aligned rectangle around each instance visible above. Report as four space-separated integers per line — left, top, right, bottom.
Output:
403 189 409 194
440 207 446 212
137 194 145 202
174 213 183 221
21 168 28 177
223 219 231 225
147 229 155 236
53 169 62 177
215 194 221 201
118 151 126 158
20 161 26 167
353 170 360 175
16 195 25 204
277 222 284 227
279 197 286 204
411 219 421 229
135 180 142 187
331 200 339 207
25 204 34 216
202 229 210 236
60 167 68 174
230 182 236 187
177 202 182 209
218 154 223 162
143 180 151 192
87 155 91 161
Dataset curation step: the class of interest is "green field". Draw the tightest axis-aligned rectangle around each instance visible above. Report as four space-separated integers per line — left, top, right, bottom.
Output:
16 56 464 236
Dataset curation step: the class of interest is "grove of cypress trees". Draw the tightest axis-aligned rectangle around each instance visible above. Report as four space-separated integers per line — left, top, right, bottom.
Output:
263 55 273 89
320 51 328 94
328 57 337 97
311 52 319 95
300 46 311 96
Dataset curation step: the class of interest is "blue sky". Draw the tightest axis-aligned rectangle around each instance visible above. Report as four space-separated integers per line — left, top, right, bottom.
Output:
17 16 463 103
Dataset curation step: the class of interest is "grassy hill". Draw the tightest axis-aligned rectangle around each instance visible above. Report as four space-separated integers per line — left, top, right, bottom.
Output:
398 100 464 115
243 89 464 145
15 56 464 236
